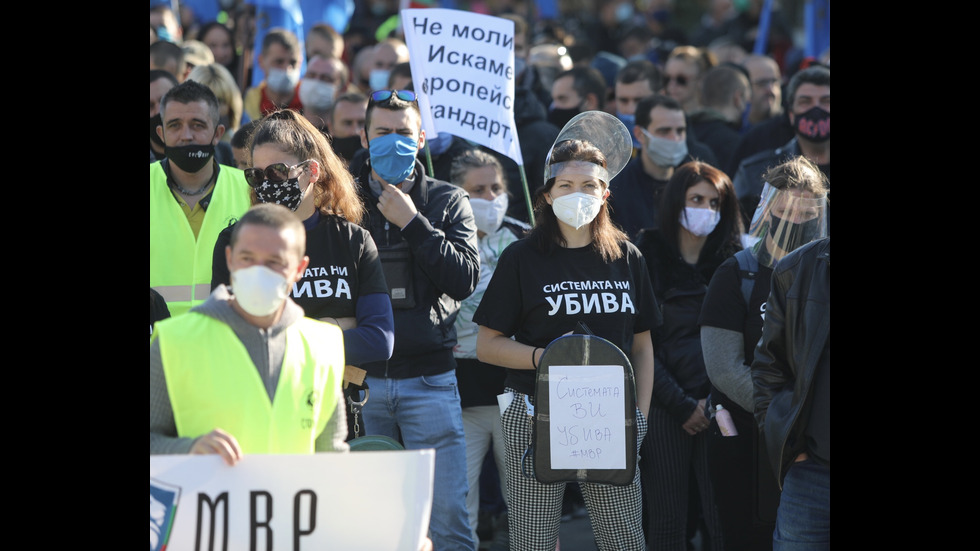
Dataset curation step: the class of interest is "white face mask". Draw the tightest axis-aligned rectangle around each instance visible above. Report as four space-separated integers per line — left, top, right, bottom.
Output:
679 206 721 237
298 79 336 111
469 194 509 235
641 128 688 167
231 265 291 317
551 192 603 230
266 68 300 94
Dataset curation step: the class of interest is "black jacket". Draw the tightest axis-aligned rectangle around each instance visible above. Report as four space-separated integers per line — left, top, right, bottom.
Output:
688 108 743 178
356 158 480 379
752 237 830 488
636 228 732 423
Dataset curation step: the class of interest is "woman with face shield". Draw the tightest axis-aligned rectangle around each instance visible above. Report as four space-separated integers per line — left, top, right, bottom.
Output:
698 155 828 549
474 112 658 550
209 109 395 440
633 160 744 550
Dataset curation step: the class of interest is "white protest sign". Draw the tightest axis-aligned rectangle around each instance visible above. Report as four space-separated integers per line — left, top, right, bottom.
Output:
149 450 434 551
547 365 627 470
401 8 524 165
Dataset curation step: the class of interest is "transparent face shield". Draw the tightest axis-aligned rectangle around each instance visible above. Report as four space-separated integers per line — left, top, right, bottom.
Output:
743 183 829 268
544 111 633 185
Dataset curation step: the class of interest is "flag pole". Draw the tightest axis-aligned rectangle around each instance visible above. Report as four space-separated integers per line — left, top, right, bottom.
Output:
423 140 435 177
518 164 535 226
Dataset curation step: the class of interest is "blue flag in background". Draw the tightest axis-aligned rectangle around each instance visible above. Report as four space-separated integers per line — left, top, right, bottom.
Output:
248 0 354 88
537 0 559 19
248 0 305 88
180 0 220 25
804 0 830 59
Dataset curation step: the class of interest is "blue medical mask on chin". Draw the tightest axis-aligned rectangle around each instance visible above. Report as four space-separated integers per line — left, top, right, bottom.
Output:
369 133 418 184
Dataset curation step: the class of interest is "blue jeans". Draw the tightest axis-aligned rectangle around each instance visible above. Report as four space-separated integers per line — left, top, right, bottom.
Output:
773 458 830 551
361 372 475 551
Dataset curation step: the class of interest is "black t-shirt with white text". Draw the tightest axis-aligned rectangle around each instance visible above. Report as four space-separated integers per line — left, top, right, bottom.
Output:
473 239 661 396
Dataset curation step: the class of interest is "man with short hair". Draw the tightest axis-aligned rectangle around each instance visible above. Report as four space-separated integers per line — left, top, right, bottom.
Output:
733 65 830 227
150 80 251 317
354 90 480 551
614 60 663 148
326 92 368 163
689 64 751 176
743 54 783 128
608 94 696 241
151 203 349 464
547 66 607 129
243 27 304 120
306 21 344 62
150 40 185 82
726 54 794 175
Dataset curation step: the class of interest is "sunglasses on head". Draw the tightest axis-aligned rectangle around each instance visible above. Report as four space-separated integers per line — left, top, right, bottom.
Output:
665 75 689 86
243 160 313 188
370 89 417 103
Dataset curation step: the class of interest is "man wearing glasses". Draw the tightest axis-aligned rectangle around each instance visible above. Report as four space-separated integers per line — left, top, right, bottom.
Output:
150 79 251 317
354 89 480 551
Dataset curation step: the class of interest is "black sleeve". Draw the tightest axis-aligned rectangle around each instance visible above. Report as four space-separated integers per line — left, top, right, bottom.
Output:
698 257 745 331
211 224 234 291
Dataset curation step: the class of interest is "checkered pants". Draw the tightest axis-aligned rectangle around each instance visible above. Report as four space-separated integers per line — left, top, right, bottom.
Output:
501 388 648 551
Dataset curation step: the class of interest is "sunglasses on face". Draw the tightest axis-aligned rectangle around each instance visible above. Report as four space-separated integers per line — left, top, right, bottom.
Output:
370 89 417 103
243 160 313 188
665 75 690 86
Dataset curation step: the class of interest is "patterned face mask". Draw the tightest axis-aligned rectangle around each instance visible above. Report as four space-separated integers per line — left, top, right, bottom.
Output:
253 175 306 211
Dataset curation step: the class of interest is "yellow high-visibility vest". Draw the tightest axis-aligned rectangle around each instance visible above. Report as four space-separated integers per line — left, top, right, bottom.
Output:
149 161 251 316
155 312 345 454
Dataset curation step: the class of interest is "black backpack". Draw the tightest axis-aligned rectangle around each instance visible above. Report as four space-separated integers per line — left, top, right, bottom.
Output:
734 248 758 307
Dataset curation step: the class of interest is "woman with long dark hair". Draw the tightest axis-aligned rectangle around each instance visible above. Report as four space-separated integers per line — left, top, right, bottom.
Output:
634 160 743 551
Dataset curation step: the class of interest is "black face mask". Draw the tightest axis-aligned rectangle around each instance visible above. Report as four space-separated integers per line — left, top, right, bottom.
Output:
165 142 216 173
793 106 830 143
547 106 580 130
769 213 821 252
150 113 164 148
331 135 363 162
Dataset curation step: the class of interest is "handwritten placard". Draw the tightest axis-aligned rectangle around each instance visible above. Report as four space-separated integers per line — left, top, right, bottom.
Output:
547 365 626 470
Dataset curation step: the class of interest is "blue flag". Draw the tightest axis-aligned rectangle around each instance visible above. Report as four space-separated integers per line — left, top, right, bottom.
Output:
247 0 354 88
804 0 830 59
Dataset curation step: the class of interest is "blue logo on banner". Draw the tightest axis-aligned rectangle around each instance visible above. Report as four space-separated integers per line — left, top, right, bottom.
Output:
150 478 182 551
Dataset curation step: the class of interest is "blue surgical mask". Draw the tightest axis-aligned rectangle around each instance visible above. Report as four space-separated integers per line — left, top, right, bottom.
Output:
369 133 418 184
617 112 640 147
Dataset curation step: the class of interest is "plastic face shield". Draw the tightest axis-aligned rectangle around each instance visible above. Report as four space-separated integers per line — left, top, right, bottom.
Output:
743 183 828 268
543 111 633 186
